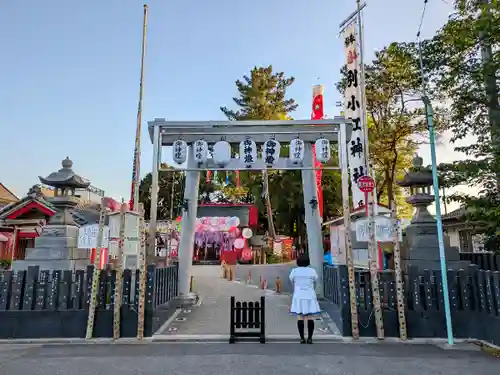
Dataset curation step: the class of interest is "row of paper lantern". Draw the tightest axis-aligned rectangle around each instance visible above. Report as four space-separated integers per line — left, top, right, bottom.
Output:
172 138 331 166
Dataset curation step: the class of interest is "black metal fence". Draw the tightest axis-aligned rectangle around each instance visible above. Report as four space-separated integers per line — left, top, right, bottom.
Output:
460 252 500 271
323 264 500 345
0 264 178 339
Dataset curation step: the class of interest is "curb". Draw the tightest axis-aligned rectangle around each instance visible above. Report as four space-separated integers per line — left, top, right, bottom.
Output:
0 335 477 348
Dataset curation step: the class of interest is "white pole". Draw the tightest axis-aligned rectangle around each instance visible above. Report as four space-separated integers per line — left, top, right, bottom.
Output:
339 121 360 339
355 0 384 339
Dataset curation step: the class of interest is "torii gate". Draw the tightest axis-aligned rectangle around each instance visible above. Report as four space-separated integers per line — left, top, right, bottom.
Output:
147 118 353 300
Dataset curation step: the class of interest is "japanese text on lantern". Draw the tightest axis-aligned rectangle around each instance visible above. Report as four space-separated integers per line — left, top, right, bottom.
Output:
343 22 367 209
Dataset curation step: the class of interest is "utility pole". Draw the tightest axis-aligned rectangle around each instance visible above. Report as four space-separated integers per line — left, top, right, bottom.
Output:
130 4 148 211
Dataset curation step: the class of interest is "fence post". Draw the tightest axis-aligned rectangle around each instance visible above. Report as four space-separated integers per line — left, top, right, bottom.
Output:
260 296 266 344
337 265 353 336
229 296 236 343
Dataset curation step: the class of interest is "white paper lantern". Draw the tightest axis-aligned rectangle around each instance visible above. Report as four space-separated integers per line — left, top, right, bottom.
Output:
239 138 257 167
172 140 187 164
289 138 305 164
263 139 281 166
234 238 245 249
315 138 331 163
242 228 253 239
213 140 231 166
193 140 209 164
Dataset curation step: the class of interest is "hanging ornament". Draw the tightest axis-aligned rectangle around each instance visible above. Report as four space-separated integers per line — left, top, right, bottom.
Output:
289 138 305 164
213 140 231 166
263 139 281 166
193 140 209 164
239 138 257 168
315 138 331 163
172 140 187 164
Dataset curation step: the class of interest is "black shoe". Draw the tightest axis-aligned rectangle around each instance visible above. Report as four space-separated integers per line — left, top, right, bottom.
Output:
307 338 313 344
300 339 306 344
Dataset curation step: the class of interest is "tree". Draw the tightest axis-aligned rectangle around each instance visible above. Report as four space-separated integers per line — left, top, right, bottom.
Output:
220 65 298 238
338 43 448 217
423 0 500 249
138 166 184 221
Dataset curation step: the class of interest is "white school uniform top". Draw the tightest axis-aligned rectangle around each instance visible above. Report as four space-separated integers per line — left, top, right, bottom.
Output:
289 266 320 315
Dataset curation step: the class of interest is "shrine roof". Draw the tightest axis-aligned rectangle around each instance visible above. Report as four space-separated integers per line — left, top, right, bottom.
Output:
0 195 56 220
0 183 19 203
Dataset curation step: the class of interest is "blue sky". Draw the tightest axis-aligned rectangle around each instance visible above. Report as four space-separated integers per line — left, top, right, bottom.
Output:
0 0 454 201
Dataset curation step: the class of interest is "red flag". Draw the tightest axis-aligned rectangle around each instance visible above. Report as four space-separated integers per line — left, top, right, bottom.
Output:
311 85 324 219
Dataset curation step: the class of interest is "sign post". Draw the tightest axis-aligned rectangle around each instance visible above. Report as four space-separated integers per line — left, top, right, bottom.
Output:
357 175 385 339
357 176 383 269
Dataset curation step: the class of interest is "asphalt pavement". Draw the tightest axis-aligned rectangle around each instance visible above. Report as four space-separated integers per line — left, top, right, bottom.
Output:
0 342 496 375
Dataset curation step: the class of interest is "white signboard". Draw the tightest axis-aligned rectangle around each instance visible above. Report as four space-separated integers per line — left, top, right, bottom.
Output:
77 224 110 249
343 22 367 209
355 217 402 242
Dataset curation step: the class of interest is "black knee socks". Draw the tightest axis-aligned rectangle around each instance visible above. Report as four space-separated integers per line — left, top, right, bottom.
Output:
307 320 314 340
297 320 305 340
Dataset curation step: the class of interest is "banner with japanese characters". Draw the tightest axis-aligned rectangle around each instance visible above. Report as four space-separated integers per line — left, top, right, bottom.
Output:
343 21 367 209
311 84 324 219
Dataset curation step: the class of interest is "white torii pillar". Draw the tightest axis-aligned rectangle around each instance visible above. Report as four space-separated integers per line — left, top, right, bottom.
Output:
301 142 324 296
177 146 200 298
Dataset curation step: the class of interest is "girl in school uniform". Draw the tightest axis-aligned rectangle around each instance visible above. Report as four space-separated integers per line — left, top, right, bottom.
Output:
289 255 321 344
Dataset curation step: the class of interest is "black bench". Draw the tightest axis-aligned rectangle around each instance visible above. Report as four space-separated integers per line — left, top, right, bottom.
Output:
229 296 265 343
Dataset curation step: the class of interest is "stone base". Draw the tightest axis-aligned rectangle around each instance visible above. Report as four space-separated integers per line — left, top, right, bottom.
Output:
172 292 199 308
12 225 90 271
12 259 74 271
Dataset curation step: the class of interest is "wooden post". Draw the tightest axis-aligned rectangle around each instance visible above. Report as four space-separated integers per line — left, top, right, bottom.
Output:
368 191 385 339
189 275 195 292
9 226 18 264
391 200 407 340
113 203 127 340
85 199 107 340
275 277 282 293
136 203 147 339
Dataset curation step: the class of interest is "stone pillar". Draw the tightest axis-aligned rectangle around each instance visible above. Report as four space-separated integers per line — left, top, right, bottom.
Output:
177 146 200 298
301 143 324 296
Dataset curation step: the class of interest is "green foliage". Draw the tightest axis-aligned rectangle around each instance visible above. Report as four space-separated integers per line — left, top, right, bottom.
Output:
138 166 184 221
423 0 500 250
220 65 298 120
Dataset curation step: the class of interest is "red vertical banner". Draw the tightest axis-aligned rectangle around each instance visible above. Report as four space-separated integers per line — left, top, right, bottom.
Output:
311 85 324 219
236 171 241 188
206 170 212 183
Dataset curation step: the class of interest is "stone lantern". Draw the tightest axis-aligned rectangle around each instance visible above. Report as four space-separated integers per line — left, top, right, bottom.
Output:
13 157 91 271
397 154 469 270
39 157 91 226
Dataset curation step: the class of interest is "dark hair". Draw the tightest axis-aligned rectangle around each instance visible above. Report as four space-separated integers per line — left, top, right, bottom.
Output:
296 255 310 267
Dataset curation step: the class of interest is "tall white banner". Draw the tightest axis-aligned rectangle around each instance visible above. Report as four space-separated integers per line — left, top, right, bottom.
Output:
343 22 367 209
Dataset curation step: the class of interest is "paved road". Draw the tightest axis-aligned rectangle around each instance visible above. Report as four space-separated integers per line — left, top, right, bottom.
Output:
161 265 338 335
0 342 496 375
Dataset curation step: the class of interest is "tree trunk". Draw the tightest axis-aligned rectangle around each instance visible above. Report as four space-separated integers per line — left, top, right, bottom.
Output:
385 169 394 206
262 170 276 239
